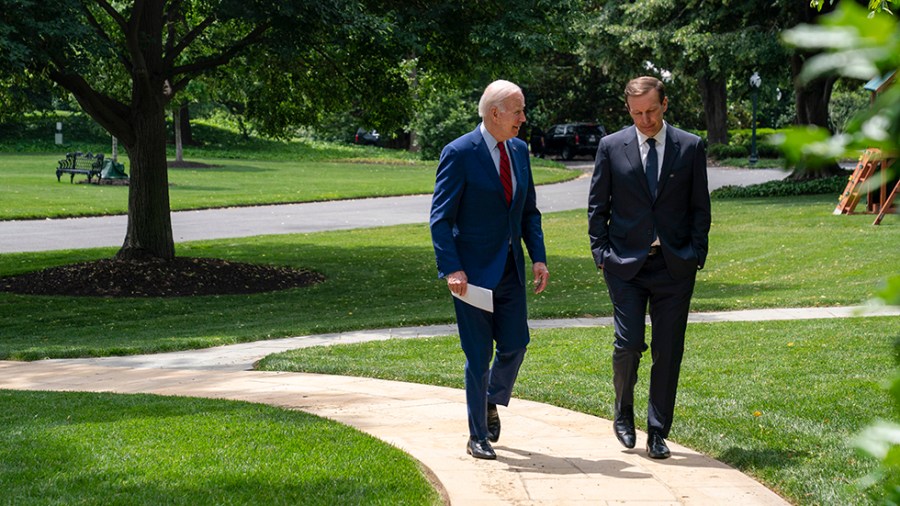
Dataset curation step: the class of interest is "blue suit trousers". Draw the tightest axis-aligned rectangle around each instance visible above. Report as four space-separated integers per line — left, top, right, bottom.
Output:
453 250 529 440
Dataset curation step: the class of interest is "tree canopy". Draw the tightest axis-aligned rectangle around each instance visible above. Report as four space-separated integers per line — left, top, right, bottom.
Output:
0 0 577 260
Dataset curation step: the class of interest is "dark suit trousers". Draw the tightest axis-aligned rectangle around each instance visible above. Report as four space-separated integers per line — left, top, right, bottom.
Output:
453 250 529 440
603 253 695 437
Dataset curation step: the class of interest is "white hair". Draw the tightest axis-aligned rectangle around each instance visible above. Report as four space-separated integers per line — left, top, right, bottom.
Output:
478 80 522 118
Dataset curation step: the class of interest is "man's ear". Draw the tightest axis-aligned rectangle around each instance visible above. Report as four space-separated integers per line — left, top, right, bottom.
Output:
492 105 505 123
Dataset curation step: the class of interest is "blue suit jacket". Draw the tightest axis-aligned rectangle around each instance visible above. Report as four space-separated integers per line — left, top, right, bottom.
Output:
588 125 710 280
430 126 546 289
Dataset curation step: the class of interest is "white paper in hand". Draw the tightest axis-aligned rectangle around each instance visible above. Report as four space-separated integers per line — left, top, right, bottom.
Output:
451 284 493 313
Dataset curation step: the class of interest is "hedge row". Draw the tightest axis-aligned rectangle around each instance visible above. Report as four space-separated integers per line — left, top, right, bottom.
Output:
711 174 848 199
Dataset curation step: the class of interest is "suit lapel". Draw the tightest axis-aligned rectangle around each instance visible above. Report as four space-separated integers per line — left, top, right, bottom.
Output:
508 140 527 205
472 130 508 203
657 129 680 196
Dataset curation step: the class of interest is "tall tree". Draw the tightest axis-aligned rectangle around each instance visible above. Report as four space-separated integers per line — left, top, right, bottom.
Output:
776 0 846 179
1 1 336 259
0 0 575 261
582 0 786 145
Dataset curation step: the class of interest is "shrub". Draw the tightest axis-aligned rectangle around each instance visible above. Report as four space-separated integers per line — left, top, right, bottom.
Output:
756 142 782 159
711 174 848 199
729 128 779 146
708 143 748 160
410 87 479 161
0 111 110 149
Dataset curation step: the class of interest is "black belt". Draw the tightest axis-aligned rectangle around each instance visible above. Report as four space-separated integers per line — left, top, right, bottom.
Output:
648 245 661 256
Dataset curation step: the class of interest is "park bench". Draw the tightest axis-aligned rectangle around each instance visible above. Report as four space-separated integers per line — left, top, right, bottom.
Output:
55 152 105 183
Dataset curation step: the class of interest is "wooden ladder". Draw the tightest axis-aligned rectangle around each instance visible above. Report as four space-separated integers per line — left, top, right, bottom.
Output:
834 149 881 215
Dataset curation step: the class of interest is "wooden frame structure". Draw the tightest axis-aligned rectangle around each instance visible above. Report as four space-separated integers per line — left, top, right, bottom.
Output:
832 72 899 225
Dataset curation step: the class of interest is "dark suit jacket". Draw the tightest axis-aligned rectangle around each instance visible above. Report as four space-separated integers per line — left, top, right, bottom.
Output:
588 125 710 280
430 126 546 289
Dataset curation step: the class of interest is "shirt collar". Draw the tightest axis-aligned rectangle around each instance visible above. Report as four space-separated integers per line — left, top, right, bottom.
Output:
636 121 667 147
480 122 503 151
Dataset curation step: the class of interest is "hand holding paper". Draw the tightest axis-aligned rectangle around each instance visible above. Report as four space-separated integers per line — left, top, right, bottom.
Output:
451 283 493 313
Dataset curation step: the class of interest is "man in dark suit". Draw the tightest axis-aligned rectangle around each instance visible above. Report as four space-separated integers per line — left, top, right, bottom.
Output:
430 79 549 460
588 76 710 459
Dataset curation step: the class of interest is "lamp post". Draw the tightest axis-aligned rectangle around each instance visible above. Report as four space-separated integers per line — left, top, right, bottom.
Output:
749 71 761 165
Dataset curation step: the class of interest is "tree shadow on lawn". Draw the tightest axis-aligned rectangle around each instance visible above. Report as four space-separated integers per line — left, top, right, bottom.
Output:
0 390 410 504
168 163 274 173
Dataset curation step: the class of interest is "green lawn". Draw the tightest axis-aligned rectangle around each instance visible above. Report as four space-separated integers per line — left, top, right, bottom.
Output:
256 316 900 505
0 390 441 505
0 152 574 219
0 141 897 504
0 195 895 360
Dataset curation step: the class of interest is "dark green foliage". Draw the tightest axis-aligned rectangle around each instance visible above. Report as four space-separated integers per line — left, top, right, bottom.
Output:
707 128 784 161
708 143 749 160
0 111 109 148
711 174 848 198
409 86 480 161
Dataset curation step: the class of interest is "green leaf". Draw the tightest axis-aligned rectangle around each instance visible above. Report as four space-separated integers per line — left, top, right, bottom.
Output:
799 49 886 82
769 126 847 166
823 1 898 46
877 275 900 307
856 421 900 460
782 24 862 50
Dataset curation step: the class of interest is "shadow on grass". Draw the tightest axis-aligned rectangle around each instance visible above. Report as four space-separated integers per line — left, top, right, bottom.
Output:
170 164 275 174
719 446 809 470
0 391 432 504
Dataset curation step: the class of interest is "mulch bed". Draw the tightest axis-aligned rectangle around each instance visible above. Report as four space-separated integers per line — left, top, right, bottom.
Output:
0 257 324 298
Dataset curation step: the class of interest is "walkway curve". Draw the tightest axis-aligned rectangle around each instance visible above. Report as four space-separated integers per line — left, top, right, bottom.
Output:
0 364 788 505
2 305 897 504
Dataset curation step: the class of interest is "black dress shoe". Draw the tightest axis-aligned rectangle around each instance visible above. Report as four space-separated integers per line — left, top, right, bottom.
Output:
613 416 636 449
487 403 501 443
467 437 497 460
647 431 670 459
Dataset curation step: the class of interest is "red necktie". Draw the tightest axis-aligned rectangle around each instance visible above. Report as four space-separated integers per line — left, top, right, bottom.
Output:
498 142 512 205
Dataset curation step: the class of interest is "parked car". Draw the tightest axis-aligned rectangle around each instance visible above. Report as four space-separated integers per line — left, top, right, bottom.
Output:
354 128 381 146
538 123 607 160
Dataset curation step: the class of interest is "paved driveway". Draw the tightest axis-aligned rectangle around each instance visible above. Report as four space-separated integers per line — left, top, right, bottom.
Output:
0 164 786 254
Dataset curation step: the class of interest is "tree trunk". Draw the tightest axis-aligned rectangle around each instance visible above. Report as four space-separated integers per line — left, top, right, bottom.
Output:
117 105 176 260
407 60 420 153
789 52 843 180
179 103 193 145
697 76 728 146
173 106 184 163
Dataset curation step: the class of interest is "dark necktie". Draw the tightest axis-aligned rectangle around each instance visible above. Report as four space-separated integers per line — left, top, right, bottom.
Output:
646 138 658 199
498 142 512 205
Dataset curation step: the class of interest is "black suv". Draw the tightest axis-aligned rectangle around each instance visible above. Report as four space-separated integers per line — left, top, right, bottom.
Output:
535 123 606 160
354 127 381 146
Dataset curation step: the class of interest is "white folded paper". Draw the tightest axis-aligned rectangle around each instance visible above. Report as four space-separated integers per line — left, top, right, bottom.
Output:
451 284 494 313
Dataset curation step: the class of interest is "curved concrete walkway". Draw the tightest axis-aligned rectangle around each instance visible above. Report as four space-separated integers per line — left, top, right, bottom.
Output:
2 305 898 505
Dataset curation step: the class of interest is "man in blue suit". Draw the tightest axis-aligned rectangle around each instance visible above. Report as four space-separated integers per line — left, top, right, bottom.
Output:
430 79 549 460
588 76 710 459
